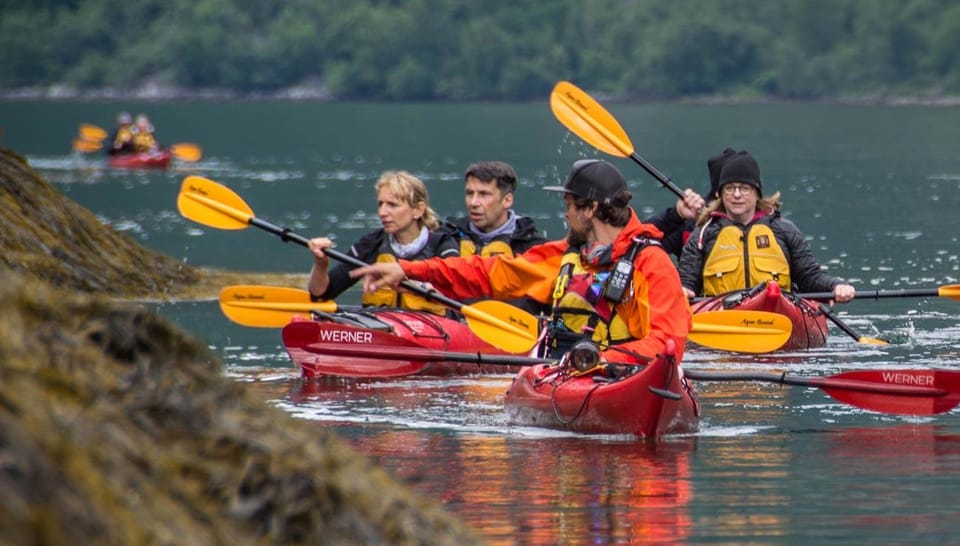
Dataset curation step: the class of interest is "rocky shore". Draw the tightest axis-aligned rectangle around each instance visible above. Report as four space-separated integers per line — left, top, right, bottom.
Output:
0 146 483 545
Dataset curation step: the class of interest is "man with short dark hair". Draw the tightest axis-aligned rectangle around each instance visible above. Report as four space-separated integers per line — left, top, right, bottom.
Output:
441 161 546 257
351 159 691 363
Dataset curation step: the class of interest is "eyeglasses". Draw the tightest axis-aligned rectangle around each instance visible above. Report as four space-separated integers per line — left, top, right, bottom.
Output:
721 183 755 195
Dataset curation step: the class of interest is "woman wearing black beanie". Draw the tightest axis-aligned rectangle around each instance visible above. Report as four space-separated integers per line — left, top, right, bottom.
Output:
677 150 855 303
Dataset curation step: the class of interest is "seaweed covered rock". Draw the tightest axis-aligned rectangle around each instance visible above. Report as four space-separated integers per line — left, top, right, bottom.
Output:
0 149 482 544
0 274 483 545
0 146 198 296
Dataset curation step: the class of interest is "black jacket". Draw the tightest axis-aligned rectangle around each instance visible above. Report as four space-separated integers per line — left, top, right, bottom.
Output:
643 206 690 260
317 228 459 300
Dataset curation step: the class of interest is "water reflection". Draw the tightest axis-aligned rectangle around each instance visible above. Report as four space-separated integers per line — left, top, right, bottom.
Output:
344 432 697 545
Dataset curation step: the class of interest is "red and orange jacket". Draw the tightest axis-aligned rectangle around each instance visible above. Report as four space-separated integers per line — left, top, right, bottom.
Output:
400 209 691 362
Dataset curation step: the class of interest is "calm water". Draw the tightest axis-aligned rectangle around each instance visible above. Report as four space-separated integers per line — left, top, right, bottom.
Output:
3 99 960 544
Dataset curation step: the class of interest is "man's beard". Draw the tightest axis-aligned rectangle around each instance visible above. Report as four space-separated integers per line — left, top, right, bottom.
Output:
565 222 592 248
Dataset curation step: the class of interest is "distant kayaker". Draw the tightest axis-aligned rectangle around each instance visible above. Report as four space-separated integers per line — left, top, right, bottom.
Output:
131 113 160 153
677 150 856 302
107 112 134 156
307 170 459 315
350 159 691 363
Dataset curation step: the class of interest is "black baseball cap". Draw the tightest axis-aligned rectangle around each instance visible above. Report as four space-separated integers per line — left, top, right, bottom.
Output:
543 159 630 206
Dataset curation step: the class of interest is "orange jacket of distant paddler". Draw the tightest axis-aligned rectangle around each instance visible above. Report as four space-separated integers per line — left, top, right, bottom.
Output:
400 209 692 362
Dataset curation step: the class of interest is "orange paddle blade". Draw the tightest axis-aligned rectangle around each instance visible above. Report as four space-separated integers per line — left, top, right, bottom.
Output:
170 143 202 162
176 176 254 230
79 123 108 141
72 137 102 153
219 285 336 327
550 80 634 158
461 299 540 354
689 310 793 353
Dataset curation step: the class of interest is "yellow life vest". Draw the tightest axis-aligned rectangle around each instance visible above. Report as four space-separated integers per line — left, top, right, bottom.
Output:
701 221 791 296
132 130 158 152
361 254 448 315
547 251 632 352
113 127 133 147
459 238 514 257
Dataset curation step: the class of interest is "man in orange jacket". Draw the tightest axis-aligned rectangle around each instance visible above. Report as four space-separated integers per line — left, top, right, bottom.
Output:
349 159 691 363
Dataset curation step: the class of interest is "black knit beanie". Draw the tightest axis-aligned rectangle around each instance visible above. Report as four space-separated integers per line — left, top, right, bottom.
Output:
707 147 737 197
718 151 762 195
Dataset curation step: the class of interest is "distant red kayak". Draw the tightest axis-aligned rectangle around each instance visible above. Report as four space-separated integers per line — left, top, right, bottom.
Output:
504 339 699 439
692 281 828 351
107 149 172 169
281 308 518 379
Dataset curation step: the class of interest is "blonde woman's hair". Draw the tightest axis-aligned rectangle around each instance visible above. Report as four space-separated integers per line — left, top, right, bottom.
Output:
374 170 440 231
695 191 783 226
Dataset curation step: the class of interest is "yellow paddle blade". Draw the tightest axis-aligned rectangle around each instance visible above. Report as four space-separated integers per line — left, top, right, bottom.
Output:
170 142 203 162
72 137 102 153
79 123 108 141
940 284 960 301
219 285 336 327
550 80 634 158
689 310 793 353
462 299 540 354
177 176 254 230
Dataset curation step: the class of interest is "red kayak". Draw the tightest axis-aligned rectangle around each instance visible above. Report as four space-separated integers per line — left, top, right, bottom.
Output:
281 308 518 379
504 339 699 439
107 149 172 169
691 281 828 351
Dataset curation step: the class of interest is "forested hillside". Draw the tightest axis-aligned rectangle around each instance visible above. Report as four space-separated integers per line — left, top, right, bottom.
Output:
2 0 959 100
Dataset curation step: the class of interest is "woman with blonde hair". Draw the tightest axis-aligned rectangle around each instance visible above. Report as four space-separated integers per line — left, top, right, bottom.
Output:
307 170 458 313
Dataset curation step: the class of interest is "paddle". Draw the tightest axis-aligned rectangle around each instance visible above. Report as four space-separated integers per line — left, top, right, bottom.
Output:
796 284 960 302
81 123 203 162
177 176 540 353
79 123 108 142
286 322 553 377
72 137 102 153
693 285 888 346
684 369 960 416
688 309 791 353
169 143 203 162
218 283 790 353
218 284 524 337
817 303 888 345
550 80 684 199
304 333 960 415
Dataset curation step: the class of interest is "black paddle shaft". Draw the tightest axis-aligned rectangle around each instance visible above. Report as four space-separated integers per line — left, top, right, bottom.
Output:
248 217 465 310
797 288 940 300
629 151 685 199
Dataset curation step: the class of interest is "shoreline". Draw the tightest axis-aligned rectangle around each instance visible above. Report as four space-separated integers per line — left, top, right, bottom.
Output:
2 86 960 106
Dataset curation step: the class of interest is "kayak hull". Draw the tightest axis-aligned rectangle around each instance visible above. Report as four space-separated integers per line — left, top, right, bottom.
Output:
281 308 518 378
504 341 699 439
107 149 172 169
692 282 828 351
